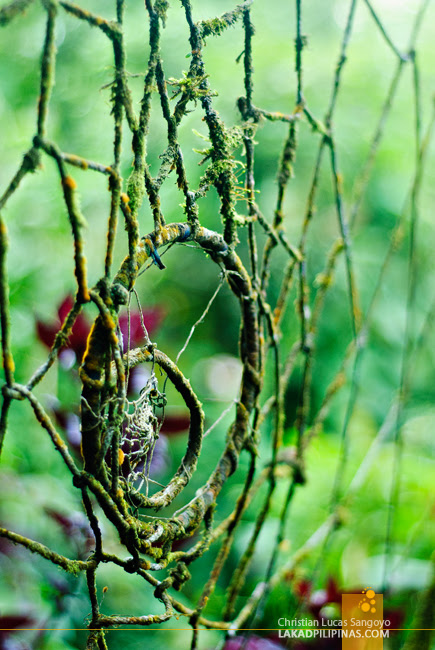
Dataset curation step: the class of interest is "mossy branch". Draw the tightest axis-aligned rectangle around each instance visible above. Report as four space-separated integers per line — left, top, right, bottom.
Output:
0 527 90 574
0 0 34 25
198 1 252 40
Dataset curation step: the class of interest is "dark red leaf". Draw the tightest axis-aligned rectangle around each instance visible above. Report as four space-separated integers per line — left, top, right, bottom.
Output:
38 296 164 363
294 578 312 599
383 606 405 632
57 295 74 322
36 294 91 362
118 306 165 350
0 614 35 637
171 535 196 552
153 529 199 551
326 576 342 604
35 320 58 349
160 412 190 435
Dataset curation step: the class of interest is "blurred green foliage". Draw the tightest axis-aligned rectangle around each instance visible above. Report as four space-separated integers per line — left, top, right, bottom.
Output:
1 0 435 649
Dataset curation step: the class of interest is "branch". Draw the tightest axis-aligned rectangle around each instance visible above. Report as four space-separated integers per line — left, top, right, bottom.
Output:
0 527 90 574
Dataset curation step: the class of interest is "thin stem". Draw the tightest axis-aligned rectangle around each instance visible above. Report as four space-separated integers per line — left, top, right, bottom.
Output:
37 1 57 138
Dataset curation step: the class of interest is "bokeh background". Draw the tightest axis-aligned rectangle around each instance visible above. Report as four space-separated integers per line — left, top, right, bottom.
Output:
1 0 435 648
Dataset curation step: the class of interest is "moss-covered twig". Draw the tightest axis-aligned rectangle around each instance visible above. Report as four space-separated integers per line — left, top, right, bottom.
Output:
34 136 90 303
0 147 41 211
27 296 85 390
5 383 81 475
0 215 14 388
0 0 34 25
0 526 90 574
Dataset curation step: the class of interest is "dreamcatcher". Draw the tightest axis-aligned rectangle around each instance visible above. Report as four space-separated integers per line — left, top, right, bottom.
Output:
121 370 167 496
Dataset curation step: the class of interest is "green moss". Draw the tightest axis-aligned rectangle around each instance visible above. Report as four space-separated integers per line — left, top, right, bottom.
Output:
126 167 145 215
155 0 169 26
199 3 251 40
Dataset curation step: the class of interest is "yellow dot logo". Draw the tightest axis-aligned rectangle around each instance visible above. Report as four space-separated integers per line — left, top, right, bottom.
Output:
358 588 377 614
